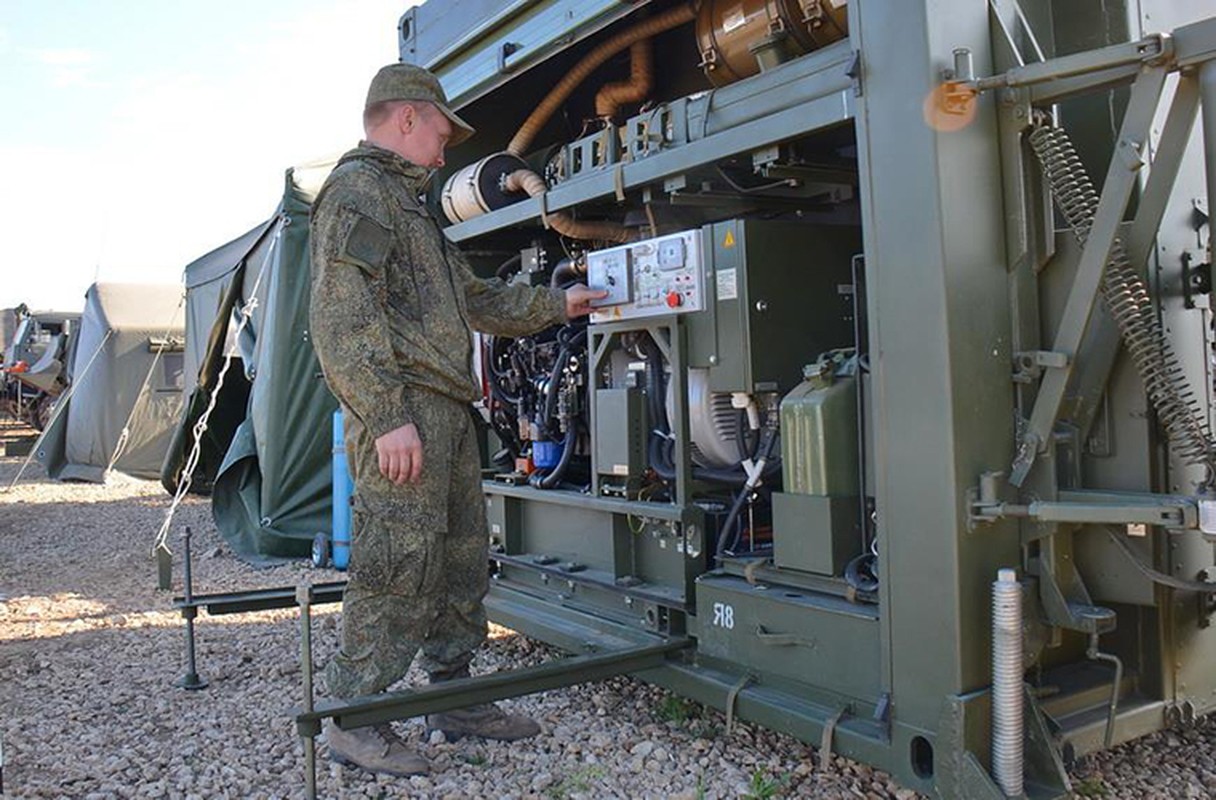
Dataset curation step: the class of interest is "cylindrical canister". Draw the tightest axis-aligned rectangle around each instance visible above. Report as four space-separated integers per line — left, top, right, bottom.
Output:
695 0 848 87
332 409 353 570
441 152 530 223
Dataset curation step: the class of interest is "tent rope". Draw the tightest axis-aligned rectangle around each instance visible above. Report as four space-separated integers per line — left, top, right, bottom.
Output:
152 217 284 555
4 328 116 492
104 296 187 476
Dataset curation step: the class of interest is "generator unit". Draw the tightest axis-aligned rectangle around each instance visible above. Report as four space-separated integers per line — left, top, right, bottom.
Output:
378 1 1216 796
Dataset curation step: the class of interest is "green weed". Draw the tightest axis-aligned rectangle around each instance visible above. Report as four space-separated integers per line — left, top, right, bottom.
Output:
741 767 789 800
655 694 698 724
546 764 607 799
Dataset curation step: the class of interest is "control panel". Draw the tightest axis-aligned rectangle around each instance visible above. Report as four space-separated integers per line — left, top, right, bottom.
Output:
588 229 705 323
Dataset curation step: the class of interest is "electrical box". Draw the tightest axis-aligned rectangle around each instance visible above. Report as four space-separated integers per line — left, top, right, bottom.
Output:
588 229 705 322
685 219 859 394
594 387 646 483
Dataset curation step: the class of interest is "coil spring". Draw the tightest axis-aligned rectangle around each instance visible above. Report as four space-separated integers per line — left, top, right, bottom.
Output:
1028 124 1216 479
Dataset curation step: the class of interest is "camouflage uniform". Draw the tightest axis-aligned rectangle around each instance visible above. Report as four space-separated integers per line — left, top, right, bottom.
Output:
310 143 567 698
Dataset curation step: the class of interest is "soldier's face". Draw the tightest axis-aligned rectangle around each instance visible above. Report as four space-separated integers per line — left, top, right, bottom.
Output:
407 104 452 169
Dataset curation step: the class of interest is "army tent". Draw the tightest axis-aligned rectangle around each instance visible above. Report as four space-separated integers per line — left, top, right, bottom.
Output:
38 283 185 482
162 158 338 561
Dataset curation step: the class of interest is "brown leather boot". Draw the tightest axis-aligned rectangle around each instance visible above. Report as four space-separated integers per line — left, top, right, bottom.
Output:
326 722 430 776
426 703 542 742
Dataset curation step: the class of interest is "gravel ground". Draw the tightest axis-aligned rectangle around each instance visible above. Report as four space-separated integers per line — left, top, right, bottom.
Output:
2 418 1215 799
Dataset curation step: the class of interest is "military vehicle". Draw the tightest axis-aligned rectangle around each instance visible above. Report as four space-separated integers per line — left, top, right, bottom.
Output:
273 1 1216 796
2 307 79 429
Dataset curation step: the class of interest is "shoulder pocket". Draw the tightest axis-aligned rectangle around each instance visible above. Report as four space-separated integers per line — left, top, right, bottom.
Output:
340 212 393 273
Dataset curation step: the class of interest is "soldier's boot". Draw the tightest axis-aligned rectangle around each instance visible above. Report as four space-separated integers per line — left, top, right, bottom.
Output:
326 722 430 776
425 665 542 742
426 702 542 742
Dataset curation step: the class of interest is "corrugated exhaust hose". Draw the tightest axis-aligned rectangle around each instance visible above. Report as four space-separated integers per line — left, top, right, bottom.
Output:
507 3 696 156
503 168 632 243
594 39 653 120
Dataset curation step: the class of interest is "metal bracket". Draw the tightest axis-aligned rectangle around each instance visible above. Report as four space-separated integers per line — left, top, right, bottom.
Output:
1192 197 1209 232
498 41 523 74
1012 350 1069 384
845 51 862 97
1182 251 1212 309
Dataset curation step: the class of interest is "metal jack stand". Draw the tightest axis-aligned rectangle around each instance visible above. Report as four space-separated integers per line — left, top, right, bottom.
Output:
296 583 321 800
294 629 691 799
173 527 209 690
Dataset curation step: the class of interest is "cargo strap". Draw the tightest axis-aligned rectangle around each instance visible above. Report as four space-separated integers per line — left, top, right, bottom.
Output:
724 672 756 735
819 705 848 769
743 558 769 585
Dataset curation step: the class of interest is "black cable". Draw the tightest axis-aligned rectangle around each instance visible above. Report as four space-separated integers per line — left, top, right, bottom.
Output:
712 423 781 561
496 253 522 279
716 487 750 560
714 164 796 195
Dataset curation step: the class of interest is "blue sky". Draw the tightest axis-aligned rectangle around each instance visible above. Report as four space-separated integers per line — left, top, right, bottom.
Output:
0 1 412 310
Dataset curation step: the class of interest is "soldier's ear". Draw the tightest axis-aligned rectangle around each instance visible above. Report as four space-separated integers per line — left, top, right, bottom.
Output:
398 103 416 135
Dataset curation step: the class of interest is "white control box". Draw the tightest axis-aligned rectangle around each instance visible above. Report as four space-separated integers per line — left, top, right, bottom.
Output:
588 229 704 324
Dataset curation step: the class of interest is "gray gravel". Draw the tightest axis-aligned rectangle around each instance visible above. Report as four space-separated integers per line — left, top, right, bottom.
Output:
1 423 1215 799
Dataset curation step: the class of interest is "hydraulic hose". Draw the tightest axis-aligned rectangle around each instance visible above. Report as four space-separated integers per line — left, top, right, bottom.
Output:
507 3 696 156
1028 124 1216 479
503 169 631 243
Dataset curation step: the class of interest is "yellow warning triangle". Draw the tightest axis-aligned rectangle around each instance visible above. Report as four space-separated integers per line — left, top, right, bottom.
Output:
723 230 736 248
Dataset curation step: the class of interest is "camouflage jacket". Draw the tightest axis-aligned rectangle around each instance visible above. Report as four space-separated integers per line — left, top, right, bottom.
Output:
309 142 567 438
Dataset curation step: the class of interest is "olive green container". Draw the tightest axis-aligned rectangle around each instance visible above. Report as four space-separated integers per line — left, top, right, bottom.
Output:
779 370 859 496
774 368 862 575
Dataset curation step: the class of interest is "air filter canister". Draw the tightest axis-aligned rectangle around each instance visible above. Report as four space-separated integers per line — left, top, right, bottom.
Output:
695 0 848 87
440 152 530 223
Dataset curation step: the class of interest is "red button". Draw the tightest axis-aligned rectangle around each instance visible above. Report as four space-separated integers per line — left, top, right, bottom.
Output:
666 291 682 308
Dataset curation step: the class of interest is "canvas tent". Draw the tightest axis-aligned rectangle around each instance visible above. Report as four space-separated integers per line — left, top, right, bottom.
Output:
162 158 338 561
38 283 185 482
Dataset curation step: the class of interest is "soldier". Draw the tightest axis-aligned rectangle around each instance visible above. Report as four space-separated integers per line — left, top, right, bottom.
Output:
309 62 606 777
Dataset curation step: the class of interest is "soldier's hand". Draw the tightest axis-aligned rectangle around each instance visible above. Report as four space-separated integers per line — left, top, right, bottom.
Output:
375 423 423 485
564 284 609 318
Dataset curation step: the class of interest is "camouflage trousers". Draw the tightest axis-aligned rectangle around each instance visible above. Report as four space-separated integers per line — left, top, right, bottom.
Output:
324 389 489 699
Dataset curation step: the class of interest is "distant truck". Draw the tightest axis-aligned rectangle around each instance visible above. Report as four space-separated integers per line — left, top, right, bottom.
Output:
1 307 80 429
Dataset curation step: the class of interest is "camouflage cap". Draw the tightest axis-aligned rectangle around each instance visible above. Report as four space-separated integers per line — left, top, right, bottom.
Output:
365 63 475 147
